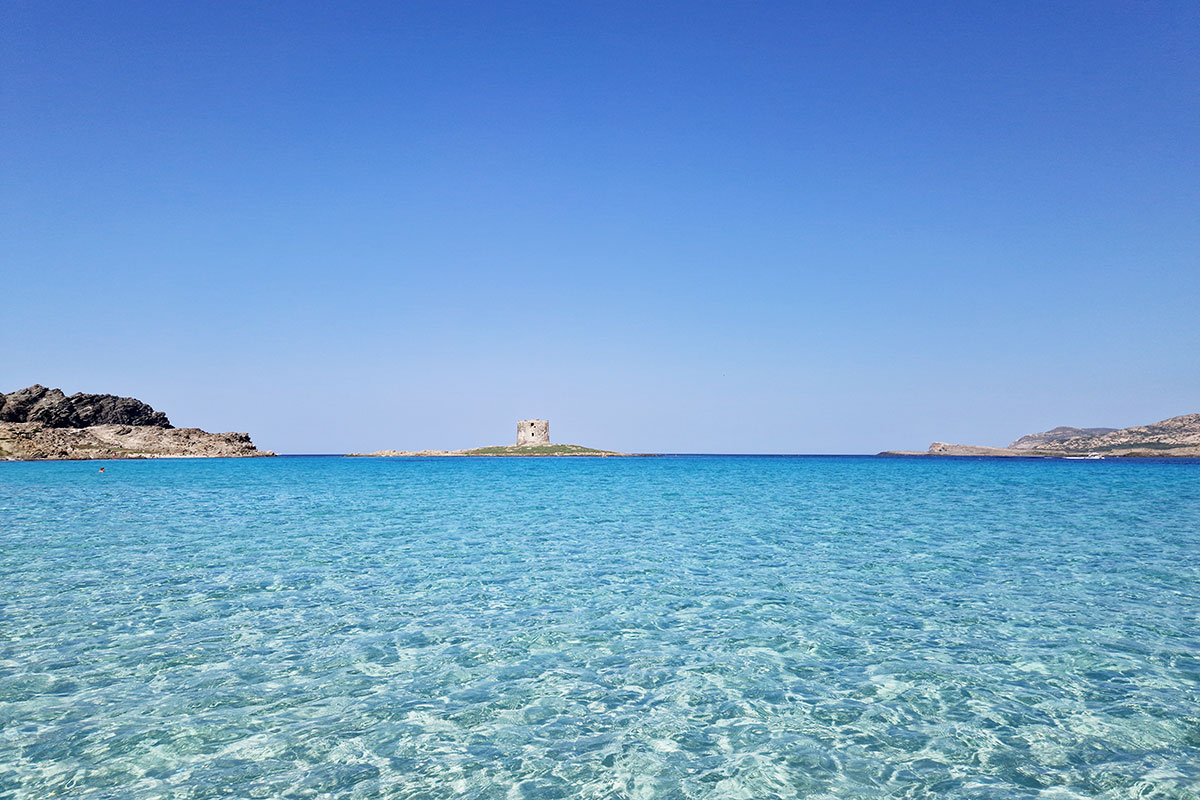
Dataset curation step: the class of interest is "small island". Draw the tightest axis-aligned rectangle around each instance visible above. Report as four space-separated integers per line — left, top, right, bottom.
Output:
349 419 650 457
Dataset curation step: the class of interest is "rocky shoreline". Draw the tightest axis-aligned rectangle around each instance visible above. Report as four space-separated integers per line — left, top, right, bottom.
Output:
0 386 272 461
881 413 1200 458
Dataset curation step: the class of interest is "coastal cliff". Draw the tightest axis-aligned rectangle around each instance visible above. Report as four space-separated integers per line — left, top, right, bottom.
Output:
883 413 1200 458
0 386 272 460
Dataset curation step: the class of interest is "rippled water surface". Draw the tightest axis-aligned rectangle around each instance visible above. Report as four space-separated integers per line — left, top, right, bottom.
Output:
2 455 1198 799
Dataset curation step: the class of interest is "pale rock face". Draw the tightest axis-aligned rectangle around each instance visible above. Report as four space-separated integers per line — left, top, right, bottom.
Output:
516 419 549 446
0 422 271 460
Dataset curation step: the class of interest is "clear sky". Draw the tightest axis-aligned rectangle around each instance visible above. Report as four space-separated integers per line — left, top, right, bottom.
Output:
3 1 1197 454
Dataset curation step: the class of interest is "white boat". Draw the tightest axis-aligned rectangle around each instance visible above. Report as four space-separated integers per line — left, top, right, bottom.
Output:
1063 452 1104 460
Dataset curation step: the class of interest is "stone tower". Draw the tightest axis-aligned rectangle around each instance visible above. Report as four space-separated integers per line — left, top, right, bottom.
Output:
517 419 549 446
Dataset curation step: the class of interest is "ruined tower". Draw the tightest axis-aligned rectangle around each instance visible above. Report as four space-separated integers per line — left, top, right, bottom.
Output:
516 419 549 446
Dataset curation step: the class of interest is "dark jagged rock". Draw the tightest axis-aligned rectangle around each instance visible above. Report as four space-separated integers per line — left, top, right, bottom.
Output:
0 385 51 423
0 385 171 428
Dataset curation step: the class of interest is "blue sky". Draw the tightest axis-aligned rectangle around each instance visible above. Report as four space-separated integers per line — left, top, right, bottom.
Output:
3 1 1197 453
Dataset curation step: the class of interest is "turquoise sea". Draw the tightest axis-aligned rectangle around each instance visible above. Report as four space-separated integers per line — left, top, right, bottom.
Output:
1 455 1198 799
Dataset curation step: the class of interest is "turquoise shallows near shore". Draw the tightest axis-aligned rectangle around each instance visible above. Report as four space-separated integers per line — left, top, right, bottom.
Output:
2 455 1199 799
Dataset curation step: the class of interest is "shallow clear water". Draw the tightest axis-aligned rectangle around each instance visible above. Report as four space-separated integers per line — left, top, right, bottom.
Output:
1 455 1198 799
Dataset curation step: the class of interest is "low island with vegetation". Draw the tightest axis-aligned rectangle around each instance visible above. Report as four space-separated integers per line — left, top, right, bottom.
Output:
349 419 651 457
347 443 649 457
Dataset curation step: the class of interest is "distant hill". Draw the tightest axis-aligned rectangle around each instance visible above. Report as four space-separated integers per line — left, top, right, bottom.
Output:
882 413 1200 457
1009 426 1118 450
1018 414 1200 456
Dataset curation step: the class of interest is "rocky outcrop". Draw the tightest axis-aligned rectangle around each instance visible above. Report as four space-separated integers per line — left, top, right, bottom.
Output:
0 385 272 460
0 385 171 428
882 414 1200 458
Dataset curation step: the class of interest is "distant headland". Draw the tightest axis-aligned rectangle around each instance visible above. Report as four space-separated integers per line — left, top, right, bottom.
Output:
881 413 1200 458
349 419 651 457
0 385 273 461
